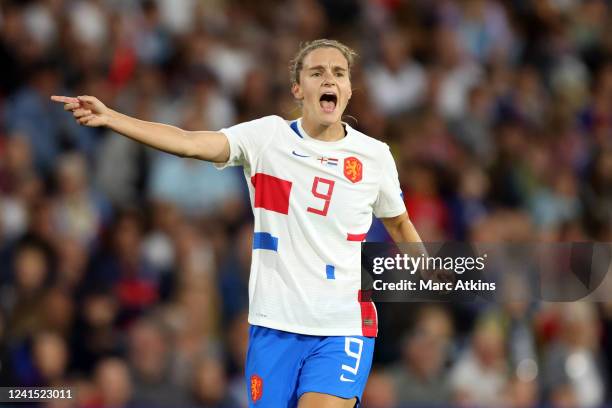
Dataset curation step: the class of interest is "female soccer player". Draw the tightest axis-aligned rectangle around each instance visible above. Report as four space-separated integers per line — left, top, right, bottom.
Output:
52 39 423 408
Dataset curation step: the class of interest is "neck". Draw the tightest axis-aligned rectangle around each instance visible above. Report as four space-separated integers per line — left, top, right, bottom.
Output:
301 116 345 142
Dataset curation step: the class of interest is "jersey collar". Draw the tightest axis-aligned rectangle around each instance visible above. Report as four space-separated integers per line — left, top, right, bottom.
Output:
295 118 352 146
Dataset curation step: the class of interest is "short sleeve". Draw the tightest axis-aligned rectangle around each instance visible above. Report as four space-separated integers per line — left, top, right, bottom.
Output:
373 145 406 218
214 115 279 170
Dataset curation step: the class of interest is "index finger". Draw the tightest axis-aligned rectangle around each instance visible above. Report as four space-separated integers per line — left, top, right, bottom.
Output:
51 95 79 104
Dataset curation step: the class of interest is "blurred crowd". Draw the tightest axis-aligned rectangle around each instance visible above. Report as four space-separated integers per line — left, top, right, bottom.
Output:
0 0 611 407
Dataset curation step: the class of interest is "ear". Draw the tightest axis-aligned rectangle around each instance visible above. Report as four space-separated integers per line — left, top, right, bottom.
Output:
291 82 303 100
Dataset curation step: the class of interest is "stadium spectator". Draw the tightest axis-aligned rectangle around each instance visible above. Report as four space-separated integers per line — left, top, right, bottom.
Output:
128 317 189 406
71 288 123 375
4 59 97 173
450 316 510 406
388 305 454 406
361 368 399 408
148 152 243 219
93 357 134 408
4 238 52 340
52 152 109 245
430 26 483 119
365 29 426 116
401 161 450 240
448 84 494 161
542 303 605 408
31 330 69 387
141 200 181 275
88 209 161 324
190 354 240 408
38 288 74 337
54 236 89 293
0 136 35 243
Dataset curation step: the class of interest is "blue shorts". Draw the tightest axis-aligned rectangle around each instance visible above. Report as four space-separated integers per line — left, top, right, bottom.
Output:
245 325 375 407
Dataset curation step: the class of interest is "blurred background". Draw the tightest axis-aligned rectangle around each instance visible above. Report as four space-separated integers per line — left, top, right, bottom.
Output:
0 0 611 407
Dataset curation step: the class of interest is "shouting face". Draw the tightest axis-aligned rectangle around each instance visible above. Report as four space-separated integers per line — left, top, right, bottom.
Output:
292 47 352 126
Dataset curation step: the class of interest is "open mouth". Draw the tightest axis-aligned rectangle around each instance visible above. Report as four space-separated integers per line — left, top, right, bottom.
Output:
319 93 337 113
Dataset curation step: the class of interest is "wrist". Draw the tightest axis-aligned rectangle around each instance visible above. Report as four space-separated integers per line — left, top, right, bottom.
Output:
105 108 119 128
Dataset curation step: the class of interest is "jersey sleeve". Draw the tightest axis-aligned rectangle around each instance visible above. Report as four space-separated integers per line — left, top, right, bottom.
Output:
214 115 279 170
373 145 406 218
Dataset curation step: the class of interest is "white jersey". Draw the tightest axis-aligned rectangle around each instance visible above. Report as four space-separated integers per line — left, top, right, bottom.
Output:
216 116 406 337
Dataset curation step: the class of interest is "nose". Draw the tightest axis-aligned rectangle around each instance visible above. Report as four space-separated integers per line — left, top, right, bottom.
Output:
322 71 336 86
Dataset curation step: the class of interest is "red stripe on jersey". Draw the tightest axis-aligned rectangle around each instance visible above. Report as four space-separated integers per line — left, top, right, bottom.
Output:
251 173 292 215
347 233 367 241
358 290 377 337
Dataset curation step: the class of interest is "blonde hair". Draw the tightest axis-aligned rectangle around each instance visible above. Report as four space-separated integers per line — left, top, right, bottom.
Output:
289 39 357 85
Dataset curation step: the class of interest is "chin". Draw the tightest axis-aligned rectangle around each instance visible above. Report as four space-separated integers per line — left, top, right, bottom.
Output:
319 117 337 126
317 110 343 125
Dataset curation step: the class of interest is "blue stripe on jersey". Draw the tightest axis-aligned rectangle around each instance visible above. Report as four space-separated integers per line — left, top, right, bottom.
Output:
326 265 335 280
289 121 303 138
253 232 279 251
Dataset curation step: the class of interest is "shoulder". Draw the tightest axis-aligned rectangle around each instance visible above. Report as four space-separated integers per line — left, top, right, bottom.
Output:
222 115 286 142
235 114 285 129
346 124 393 155
261 114 286 124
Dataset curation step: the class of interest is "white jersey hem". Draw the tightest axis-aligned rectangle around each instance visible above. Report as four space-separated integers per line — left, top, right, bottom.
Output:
248 316 373 338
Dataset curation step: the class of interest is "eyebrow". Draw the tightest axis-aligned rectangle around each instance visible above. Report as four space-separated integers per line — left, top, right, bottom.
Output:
307 65 348 72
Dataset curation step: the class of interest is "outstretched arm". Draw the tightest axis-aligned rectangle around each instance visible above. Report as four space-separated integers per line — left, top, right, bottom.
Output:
50 95 230 162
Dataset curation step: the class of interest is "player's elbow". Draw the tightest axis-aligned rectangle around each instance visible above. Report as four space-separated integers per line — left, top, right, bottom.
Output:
182 131 230 162
381 212 410 239
383 212 409 228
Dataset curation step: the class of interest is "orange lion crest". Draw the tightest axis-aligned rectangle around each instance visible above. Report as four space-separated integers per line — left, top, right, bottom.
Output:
250 374 263 403
343 156 363 183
